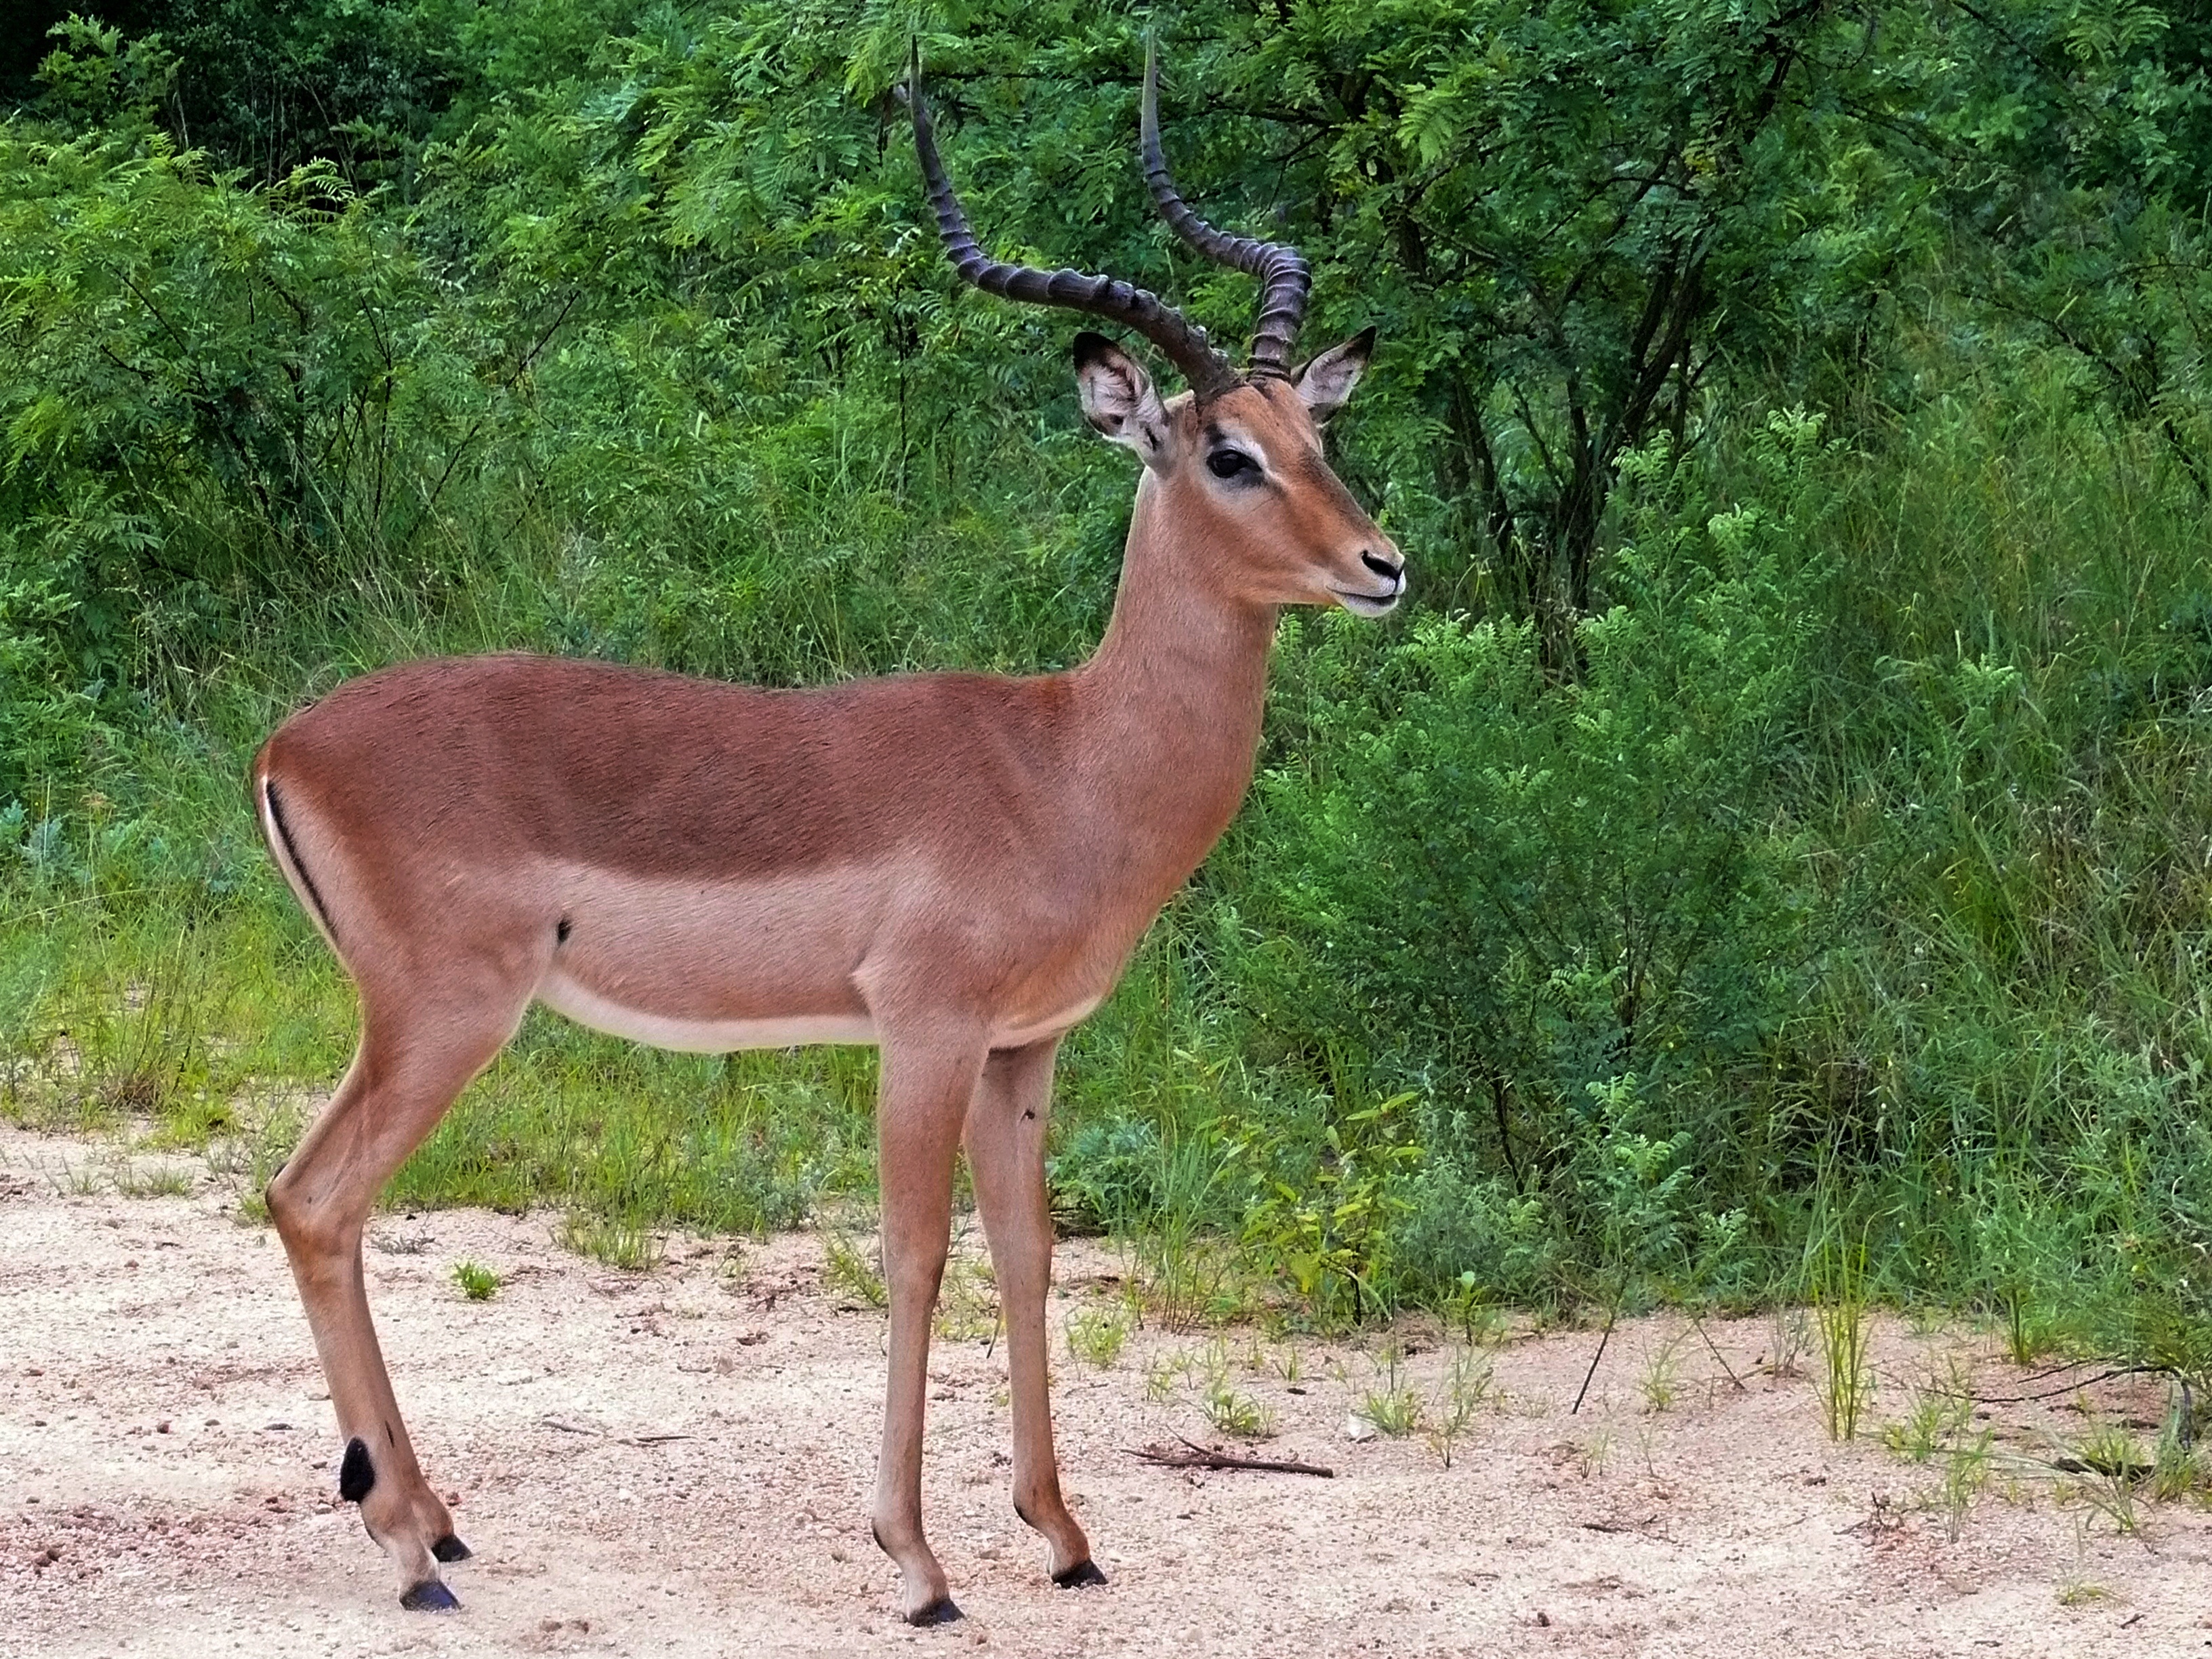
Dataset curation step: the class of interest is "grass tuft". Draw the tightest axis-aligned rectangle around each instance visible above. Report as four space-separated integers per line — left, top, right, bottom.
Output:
1064 1306 1129 1369
451 1260 501 1301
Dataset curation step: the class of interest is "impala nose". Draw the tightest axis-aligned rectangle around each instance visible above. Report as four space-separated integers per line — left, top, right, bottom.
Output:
1361 548 1404 587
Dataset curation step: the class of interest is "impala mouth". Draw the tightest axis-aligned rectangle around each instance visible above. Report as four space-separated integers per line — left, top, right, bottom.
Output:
1334 585 1402 617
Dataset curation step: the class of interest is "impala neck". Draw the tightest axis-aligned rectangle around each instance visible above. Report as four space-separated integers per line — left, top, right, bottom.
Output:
1075 473 1277 848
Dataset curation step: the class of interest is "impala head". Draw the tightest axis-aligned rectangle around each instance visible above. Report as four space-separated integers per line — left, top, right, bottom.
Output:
909 44 1405 617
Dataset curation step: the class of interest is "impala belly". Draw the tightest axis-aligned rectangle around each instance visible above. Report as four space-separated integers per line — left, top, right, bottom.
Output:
540 972 1107 1053
991 993 1105 1049
537 970 876 1050
531 864 878 1048
528 863 1109 1052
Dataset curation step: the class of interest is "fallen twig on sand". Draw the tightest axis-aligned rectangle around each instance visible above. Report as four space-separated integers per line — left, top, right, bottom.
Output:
1128 1435 1334 1477
539 1415 693 1446
1926 1359 2169 1406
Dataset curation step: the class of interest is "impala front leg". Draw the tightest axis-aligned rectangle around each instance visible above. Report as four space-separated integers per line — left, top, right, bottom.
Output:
964 1039 1101 1586
869 1025 989 1624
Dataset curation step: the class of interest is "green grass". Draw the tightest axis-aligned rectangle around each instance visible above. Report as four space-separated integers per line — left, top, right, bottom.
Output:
1357 1344 1423 1437
451 1259 501 1300
1064 1305 1130 1368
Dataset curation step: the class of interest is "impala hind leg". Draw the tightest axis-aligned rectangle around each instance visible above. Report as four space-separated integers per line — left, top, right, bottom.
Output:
266 972 533 1611
869 1027 989 1624
964 1040 1100 1586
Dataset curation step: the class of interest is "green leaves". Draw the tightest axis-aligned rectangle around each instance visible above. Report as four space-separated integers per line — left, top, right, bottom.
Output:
1233 408 1826 1291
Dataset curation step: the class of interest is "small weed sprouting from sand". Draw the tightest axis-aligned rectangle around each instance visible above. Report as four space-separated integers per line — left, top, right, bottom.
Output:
560 1211 664 1273
2151 1391 2208 1501
451 1259 501 1300
1637 1330 1689 1412
1882 1364 1974 1462
1140 1339 1273 1437
1576 1427 1616 1477
1881 1395 1949 1462
933 1254 998 1342
1816 1297 1873 1440
1997 1291 2058 1368
1769 1305 1813 1380
1359 1344 1422 1437
1941 1430 1994 1540
111 1153 192 1198
1064 1305 1129 1368
2066 1416 2149 1538
2056 1515 2110 1604
1144 1347 1191 1401
56 1155 101 1197
821 1231 886 1307
1814 1232 1873 1441
1871 1360 1993 1539
1200 1377 1273 1439
1427 1346 1494 1468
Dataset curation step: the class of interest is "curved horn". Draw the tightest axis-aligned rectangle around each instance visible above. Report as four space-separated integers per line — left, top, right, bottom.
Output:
909 46 1240 401
1141 39 1311 379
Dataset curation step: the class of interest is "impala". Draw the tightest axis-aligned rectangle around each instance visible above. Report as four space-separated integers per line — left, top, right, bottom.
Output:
251 46 1401 1624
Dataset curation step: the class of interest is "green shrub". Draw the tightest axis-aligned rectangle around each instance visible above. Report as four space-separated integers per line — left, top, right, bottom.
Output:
1223 412 1828 1300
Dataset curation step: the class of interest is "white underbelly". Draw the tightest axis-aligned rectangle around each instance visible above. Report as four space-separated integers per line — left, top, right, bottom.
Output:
992 994 1105 1048
538 970 875 1052
537 970 1105 1054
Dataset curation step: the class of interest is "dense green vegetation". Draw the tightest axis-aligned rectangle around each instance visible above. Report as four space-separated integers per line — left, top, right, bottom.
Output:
3 3 2209 1367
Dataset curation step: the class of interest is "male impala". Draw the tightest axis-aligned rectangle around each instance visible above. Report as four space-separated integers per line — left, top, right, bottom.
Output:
251 47 1401 1623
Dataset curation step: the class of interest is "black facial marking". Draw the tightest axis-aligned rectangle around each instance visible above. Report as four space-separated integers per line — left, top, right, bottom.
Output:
337 1437 375 1502
556 916 572 944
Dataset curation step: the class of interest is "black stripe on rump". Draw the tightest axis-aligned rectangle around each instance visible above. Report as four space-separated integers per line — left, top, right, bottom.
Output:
264 779 340 947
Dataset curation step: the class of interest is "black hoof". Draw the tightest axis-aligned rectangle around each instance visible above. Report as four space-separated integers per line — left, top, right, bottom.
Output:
400 1578 461 1612
431 1534 472 1563
906 1597 963 1627
1052 1559 1109 1589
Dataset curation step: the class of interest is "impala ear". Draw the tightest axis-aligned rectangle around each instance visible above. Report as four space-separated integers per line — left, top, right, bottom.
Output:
1074 332 1171 466
1293 326 1376 424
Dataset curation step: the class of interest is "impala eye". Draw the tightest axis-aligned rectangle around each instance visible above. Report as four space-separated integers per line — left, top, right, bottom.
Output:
1206 448 1258 482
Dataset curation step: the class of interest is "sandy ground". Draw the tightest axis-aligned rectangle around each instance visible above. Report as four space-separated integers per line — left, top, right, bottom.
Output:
2 1124 2209 1658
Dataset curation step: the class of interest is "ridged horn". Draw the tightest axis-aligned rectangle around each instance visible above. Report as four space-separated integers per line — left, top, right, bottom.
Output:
908 45 1240 401
1140 38 1311 379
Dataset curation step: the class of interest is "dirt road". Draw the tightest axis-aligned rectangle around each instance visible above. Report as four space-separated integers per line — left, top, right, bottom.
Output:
1 1124 2205 1657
